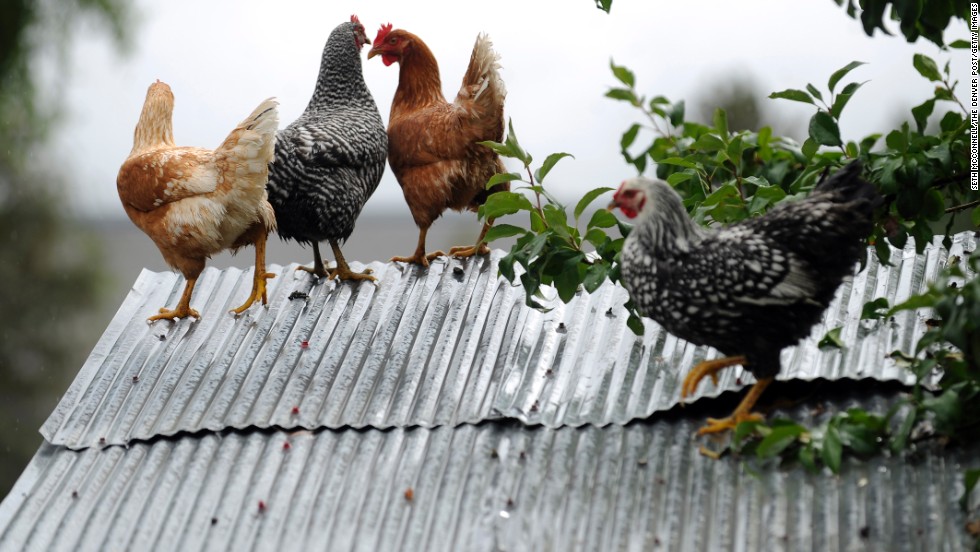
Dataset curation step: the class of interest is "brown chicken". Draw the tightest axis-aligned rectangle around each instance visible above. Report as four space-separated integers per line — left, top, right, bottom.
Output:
117 81 278 321
368 24 507 267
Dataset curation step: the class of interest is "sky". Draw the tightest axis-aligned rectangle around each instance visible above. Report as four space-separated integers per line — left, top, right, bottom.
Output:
45 0 971 220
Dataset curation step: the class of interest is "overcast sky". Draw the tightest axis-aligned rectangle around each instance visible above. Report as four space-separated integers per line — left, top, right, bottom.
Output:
47 0 970 220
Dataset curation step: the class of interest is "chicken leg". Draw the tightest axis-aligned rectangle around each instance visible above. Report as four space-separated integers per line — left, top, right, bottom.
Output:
149 277 200 322
392 227 446 267
297 242 329 278
680 355 768 434
448 218 493 258
232 229 276 314
697 379 771 435
327 240 376 282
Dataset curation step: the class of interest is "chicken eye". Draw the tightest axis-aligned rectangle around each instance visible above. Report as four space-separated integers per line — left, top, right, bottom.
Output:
388 37 397 44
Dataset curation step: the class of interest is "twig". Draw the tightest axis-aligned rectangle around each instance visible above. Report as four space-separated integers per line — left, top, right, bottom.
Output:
946 199 980 214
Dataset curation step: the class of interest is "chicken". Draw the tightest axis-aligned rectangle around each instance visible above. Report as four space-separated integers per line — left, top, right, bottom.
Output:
367 24 507 267
610 162 877 434
117 81 278 321
266 15 387 282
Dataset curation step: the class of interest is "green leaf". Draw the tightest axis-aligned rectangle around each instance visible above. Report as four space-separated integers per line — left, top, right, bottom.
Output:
584 228 608 248
713 108 729 136
503 119 531 166
911 99 935 134
659 157 699 169
805 83 823 102
890 405 917 453
626 312 644 335
962 469 980 509
666 171 694 186
693 134 726 152
542 204 570 237
621 124 640 151
595 0 612 13
922 188 944 220
485 172 523 190
483 224 527 243
478 140 513 158
838 422 878 457
830 81 864 119
948 39 970 49
912 53 943 82
801 138 819 160
582 263 609 293
769 89 815 105
860 298 890 320
972 206 980 228
886 291 939 316
555 254 585 303
605 88 638 105
530 210 546 233
922 388 963 432
534 152 574 184
574 187 615 221
610 60 635 87
798 445 817 472
668 100 686 126
587 209 618 229
808 111 842 146
821 425 843 473
885 124 909 153
480 191 534 219
818 327 844 350
756 424 806 458
746 185 785 215
827 61 865 93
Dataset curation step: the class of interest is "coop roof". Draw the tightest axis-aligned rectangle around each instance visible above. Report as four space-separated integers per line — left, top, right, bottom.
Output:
0 232 977 551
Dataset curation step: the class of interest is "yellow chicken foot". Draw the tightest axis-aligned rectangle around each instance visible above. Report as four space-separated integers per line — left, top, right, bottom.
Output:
327 241 377 283
697 378 773 435
449 219 493 258
149 277 200 322
680 355 748 399
232 231 275 314
392 228 445 267
296 242 329 279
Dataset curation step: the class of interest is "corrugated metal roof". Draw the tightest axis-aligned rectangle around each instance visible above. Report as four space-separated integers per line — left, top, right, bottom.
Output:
3 390 977 552
41 233 977 449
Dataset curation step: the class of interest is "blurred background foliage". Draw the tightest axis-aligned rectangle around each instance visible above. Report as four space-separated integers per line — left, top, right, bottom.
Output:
0 0 130 498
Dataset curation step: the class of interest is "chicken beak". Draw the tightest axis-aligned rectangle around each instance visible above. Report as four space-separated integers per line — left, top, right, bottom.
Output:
367 47 379 60
606 199 618 212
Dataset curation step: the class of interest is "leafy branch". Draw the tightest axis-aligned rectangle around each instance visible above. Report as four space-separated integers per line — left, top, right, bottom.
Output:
477 121 645 333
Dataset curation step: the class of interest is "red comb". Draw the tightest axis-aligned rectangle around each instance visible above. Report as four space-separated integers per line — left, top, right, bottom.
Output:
350 14 360 25
374 23 393 44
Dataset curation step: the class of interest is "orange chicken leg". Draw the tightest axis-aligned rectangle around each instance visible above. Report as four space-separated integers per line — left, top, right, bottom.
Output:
149 277 200 322
231 230 275 314
448 219 493 258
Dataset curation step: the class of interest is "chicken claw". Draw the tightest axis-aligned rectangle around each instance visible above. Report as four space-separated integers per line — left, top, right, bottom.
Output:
148 277 200 322
448 243 490 258
448 220 493 259
695 378 772 435
391 249 446 268
231 270 275 315
680 355 747 399
328 241 377 283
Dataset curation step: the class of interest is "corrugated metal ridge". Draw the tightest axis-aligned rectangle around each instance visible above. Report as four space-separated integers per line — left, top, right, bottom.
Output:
5 391 979 552
41 232 976 448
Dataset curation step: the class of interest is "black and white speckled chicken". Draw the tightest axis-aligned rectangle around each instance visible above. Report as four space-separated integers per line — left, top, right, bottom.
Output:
611 161 877 434
266 15 387 282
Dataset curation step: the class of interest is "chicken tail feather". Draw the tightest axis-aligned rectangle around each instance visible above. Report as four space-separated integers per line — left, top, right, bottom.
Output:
457 34 506 115
216 97 280 176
